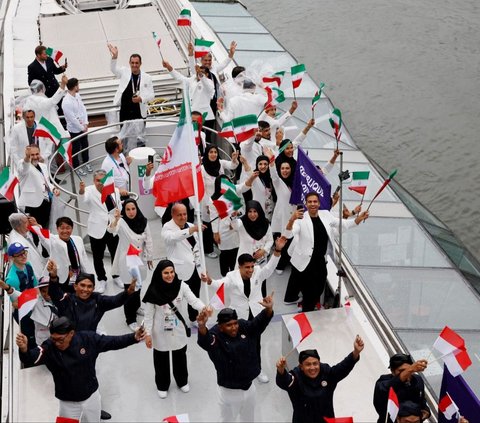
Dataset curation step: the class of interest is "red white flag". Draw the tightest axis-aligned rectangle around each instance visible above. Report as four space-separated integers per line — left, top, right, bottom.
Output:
126 244 143 268
286 313 313 348
56 417 79 423
18 288 38 321
433 326 466 356
28 225 50 240
387 387 399 422
438 392 460 420
324 418 354 423
163 414 189 423
443 348 472 377
209 283 225 310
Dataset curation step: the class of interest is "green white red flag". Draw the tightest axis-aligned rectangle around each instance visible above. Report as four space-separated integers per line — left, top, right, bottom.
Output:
18 288 38 321
58 138 73 166
209 283 225 310
265 86 285 108
217 121 234 139
177 9 191 26
152 32 161 50
0 166 18 201
262 71 285 87
231 114 258 143
194 39 214 58
100 169 115 203
369 169 397 207
34 116 62 145
311 83 325 110
329 108 342 141
46 47 63 64
212 179 242 218
348 171 370 195
291 64 306 89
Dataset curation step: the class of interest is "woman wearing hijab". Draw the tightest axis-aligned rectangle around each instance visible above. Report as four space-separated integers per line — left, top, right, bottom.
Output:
201 145 239 257
143 260 207 399
251 155 276 220
108 199 153 330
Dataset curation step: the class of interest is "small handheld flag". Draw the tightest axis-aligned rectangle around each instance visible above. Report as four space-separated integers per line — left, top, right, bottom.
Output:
34 116 63 145
265 86 285 109
163 414 189 423
291 64 305 89
18 288 38 321
152 32 164 60
286 313 312 349
46 47 63 64
0 166 19 202
386 387 399 422
262 71 285 87
231 114 258 143
100 169 115 203
194 39 214 59
329 108 342 146
438 392 460 420
177 9 191 26
209 283 225 310
366 169 397 211
324 418 354 423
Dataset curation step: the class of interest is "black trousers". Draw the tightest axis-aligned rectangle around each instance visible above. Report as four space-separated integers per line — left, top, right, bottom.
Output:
273 233 293 271
185 270 201 322
123 286 140 325
299 260 328 312
153 346 188 391
219 248 238 276
89 232 119 281
69 131 90 168
202 220 214 254
25 199 51 229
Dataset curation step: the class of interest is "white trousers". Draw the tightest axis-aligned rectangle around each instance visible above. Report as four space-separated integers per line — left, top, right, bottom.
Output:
58 389 101 423
218 383 256 422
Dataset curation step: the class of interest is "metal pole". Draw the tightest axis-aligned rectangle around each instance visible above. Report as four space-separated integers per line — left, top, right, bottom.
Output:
336 152 344 307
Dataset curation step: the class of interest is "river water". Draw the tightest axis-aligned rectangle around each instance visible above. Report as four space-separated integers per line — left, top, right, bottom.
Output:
242 0 480 261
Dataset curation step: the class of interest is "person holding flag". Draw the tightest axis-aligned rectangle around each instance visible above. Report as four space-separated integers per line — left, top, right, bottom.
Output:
143 260 209 399
100 136 131 199
107 199 153 331
27 45 67 98
258 100 298 145
373 353 431 423
276 335 364 423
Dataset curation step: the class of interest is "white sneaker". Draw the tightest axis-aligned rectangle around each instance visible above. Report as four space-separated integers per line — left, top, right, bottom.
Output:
256 372 269 383
275 269 284 275
157 390 167 399
77 168 87 177
136 308 145 316
284 299 298 305
95 280 106 294
85 164 93 173
128 322 138 332
113 277 123 289
207 252 218 259
180 384 190 393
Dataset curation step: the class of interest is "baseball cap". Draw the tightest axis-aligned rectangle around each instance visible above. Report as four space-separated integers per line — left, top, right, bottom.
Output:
49 316 75 334
299 349 320 363
37 276 50 288
217 308 238 324
7 242 28 257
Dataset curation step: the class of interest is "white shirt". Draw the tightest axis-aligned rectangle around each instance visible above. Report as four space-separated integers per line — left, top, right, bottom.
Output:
100 154 130 191
62 92 88 133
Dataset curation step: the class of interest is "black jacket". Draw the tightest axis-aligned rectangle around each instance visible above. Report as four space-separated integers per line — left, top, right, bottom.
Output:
27 57 64 98
19 331 137 401
197 308 272 389
276 352 359 423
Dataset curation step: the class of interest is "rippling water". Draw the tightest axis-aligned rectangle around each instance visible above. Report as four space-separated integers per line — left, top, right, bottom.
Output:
242 0 480 260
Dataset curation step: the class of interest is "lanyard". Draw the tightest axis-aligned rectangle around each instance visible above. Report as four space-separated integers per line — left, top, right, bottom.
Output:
68 238 81 268
131 74 141 94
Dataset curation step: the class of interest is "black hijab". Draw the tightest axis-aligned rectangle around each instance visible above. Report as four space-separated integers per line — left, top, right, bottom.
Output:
276 139 297 175
241 200 270 240
142 260 181 306
202 145 221 177
276 156 294 189
256 155 277 203
121 198 147 234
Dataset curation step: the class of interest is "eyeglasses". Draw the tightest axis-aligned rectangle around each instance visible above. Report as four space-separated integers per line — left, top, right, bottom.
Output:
13 251 28 257
50 333 70 345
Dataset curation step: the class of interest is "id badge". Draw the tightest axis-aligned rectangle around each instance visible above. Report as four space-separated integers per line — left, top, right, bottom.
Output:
69 268 79 285
164 315 176 331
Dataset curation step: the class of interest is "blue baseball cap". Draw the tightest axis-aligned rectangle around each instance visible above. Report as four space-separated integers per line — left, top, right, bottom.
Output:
7 242 28 257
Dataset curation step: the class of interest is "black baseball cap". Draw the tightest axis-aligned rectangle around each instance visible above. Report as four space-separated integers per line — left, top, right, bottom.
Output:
217 308 238 324
389 353 413 370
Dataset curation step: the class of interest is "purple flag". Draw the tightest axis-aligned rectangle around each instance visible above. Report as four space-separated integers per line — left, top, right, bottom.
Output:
438 365 480 422
290 147 331 209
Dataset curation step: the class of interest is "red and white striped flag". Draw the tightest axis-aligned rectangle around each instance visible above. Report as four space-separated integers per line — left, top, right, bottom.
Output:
443 349 472 377
209 283 225 310
386 387 399 422
438 392 460 420
18 288 38 320
324 418 354 423
28 225 50 240
286 313 312 348
433 326 466 356
56 417 79 423
177 9 191 26
126 244 143 268
163 414 189 423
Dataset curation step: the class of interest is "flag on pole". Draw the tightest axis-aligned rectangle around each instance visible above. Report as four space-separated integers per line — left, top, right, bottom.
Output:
28 225 50 240
348 171 370 196
291 64 306 89
152 31 161 49
152 98 204 207
46 47 63 64
194 39 214 58
324 418 354 423
177 9 191 26
433 326 466 356
231 114 258 143
163 414 189 423
57 138 73 166
311 83 325 110
126 244 143 268
18 288 38 321
387 387 399 422
0 166 19 201
210 283 225 310
100 169 115 203
33 116 63 145
438 393 460 420
56 417 79 423
285 313 313 348
212 179 243 218
443 349 472 377
265 86 285 108
217 121 234 139
368 169 397 207
329 108 342 141
262 71 285 87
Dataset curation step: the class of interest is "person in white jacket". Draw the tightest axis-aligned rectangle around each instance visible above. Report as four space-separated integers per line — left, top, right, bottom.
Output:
143 260 208 399
201 235 287 383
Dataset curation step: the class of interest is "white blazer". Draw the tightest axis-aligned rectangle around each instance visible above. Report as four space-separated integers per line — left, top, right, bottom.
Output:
110 59 154 118
46 234 93 284
285 212 357 272
8 121 52 167
231 218 274 262
8 229 47 279
79 184 122 239
270 164 295 234
17 160 53 208
161 219 200 281
210 254 279 320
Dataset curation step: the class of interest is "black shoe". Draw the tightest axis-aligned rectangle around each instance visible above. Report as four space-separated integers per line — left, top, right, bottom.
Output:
101 410 112 420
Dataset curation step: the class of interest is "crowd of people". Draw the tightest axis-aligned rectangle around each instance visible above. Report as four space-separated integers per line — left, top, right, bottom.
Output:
0 38 467 423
